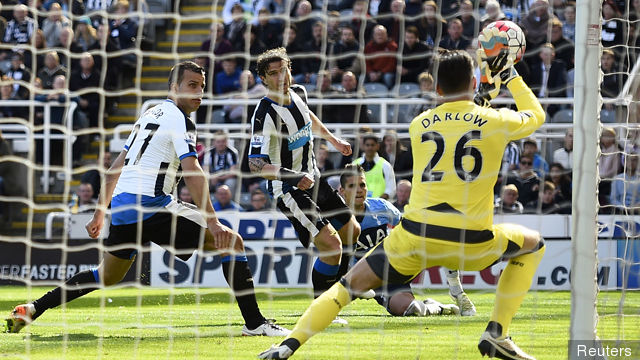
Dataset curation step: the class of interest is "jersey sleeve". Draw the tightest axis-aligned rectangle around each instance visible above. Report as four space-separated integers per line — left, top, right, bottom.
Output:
170 112 197 160
290 85 308 105
123 124 138 151
499 76 546 141
249 108 275 161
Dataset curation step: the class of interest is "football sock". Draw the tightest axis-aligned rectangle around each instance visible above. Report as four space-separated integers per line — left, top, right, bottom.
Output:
491 244 546 338
31 269 100 319
311 258 340 297
221 255 266 330
285 281 351 346
335 244 354 280
446 270 463 297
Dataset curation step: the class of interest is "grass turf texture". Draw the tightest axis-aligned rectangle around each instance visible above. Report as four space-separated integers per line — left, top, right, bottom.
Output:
0 287 638 359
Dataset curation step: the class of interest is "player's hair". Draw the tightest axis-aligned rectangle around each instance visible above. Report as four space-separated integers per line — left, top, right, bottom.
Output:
340 164 365 188
256 47 291 78
435 49 474 95
167 61 205 89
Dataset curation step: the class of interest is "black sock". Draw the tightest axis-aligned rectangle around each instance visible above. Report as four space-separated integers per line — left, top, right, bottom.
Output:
336 244 354 280
311 259 340 298
32 269 99 319
222 256 266 330
485 321 504 338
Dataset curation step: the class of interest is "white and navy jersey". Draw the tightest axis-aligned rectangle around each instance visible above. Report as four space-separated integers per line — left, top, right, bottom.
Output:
355 198 402 255
208 146 238 173
111 99 197 225
249 85 319 197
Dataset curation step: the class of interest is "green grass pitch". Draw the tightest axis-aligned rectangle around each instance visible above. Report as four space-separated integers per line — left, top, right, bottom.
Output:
1 287 638 359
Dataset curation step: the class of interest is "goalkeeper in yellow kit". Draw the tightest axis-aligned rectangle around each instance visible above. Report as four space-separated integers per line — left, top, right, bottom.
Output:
259 46 546 360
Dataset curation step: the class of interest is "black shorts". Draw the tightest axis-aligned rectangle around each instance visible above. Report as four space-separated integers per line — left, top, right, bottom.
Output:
276 177 352 248
105 200 207 261
364 240 415 285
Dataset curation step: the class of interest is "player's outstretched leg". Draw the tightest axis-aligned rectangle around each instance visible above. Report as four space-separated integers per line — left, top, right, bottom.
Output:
311 225 343 297
446 269 476 316
5 252 132 333
478 231 545 360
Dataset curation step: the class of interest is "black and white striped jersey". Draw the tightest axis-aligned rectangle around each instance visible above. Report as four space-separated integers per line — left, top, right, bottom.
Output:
111 99 197 225
249 85 319 196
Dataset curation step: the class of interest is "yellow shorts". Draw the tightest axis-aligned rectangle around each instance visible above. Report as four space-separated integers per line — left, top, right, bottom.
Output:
376 222 528 279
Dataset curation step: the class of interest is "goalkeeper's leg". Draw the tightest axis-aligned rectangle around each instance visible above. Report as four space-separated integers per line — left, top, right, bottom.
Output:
6 252 133 333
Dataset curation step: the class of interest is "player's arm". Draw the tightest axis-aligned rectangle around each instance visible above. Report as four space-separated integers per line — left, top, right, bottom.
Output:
85 150 126 238
181 156 234 249
310 111 352 156
248 156 314 191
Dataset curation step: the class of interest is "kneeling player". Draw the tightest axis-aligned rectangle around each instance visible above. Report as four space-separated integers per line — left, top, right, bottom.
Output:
339 164 470 316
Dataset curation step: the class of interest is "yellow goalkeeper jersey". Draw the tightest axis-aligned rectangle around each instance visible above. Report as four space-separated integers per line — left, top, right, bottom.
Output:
403 77 545 231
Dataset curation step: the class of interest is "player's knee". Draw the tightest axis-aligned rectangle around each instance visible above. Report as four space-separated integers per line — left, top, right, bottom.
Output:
233 233 245 252
102 271 125 286
522 231 543 253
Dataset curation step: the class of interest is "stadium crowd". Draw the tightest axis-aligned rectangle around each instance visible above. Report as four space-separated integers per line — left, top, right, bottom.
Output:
0 0 638 219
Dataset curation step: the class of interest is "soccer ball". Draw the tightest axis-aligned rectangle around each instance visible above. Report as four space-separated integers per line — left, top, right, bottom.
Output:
479 20 526 64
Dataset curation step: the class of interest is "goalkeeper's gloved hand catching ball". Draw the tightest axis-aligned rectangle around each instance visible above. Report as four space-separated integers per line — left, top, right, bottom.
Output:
474 27 520 107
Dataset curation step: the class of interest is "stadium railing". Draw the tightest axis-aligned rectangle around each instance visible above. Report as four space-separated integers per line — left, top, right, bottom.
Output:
0 100 77 193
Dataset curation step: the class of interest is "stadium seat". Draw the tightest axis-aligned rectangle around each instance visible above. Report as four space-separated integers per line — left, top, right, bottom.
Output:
391 82 421 98
552 109 573 123
212 109 225 124
364 82 389 97
600 109 616 123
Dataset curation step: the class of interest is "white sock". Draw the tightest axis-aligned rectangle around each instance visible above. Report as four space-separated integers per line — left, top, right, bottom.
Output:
447 270 463 297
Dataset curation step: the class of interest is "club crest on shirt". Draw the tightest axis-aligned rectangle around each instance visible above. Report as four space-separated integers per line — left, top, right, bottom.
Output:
184 131 196 146
287 122 312 150
251 134 264 147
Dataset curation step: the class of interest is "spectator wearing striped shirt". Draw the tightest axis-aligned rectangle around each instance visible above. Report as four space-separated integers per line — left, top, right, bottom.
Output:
207 130 239 195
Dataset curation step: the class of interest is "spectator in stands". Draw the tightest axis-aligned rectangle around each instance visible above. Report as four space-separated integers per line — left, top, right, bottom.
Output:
506 154 541 206
71 182 97 213
600 127 621 205
458 0 476 40
324 71 369 123
326 11 342 43
439 18 470 50
379 130 412 180
89 24 120 91
247 188 269 211
400 26 431 83
415 1 447 48
393 179 411 212
178 185 194 205
255 8 282 50
213 184 243 211
69 52 101 128
0 76 27 119
3 5 35 46
553 127 573 170
297 20 325 85
528 43 567 116
208 130 239 195
292 0 317 46
378 0 405 45
0 5 6 53
364 25 397 89
41 3 71 48
352 133 396 199
247 26 267 72
550 17 574 71
522 138 549 177
316 143 336 176
503 141 521 172
494 184 524 214
37 51 67 89
562 1 576 42
57 27 83 70
200 23 232 77
480 0 506 28
602 0 624 51
519 0 551 53
610 153 640 211
525 181 563 214
601 49 624 101
405 0 423 17
348 0 377 45
223 70 267 123
215 58 241 95
222 0 261 25
548 162 572 206
109 0 138 69
74 19 98 52
410 71 436 117
5 52 31 100
81 150 111 200
284 24 306 82
85 0 113 28
328 26 360 82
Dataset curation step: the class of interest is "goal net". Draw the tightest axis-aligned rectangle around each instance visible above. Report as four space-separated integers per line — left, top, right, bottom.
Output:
0 0 637 359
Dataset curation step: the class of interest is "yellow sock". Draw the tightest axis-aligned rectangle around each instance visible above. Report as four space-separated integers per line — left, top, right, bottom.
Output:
286 281 352 345
491 245 545 337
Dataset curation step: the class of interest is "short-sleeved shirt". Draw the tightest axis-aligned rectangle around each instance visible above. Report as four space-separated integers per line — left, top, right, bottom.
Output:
249 85 319 197
111 99 197 225
404 77 545 231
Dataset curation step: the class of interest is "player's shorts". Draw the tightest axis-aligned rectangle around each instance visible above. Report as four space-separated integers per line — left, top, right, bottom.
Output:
364 219 528 283
276 177 352 248
105 199 207 261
